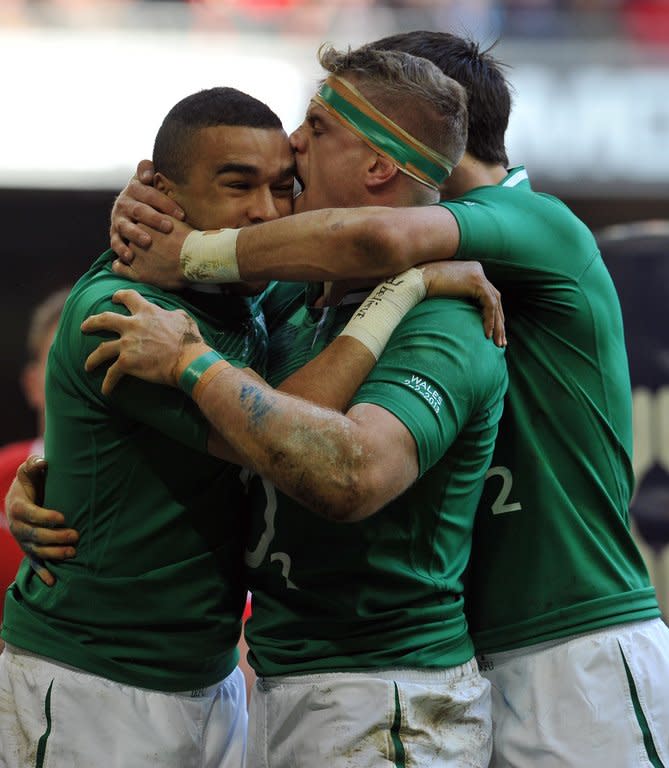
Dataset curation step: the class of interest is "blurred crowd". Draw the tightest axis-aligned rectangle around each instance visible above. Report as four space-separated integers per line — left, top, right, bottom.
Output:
1 0 668 43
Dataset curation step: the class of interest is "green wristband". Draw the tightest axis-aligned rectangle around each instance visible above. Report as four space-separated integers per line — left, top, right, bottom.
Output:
178 350 225 396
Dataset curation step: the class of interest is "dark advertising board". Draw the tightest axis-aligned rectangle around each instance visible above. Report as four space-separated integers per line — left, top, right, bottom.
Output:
599 221 669 552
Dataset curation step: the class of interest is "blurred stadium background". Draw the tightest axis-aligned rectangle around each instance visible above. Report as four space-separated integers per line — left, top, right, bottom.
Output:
1 0 668 599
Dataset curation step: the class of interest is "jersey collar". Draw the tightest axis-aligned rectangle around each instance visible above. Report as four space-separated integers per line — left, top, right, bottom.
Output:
501 166 531 189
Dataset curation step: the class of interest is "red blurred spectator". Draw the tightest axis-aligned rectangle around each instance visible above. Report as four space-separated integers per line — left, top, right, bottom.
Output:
188 0 328 35
623 0 669 44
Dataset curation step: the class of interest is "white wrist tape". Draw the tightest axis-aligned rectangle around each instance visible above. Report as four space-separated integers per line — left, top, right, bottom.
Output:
180 228 242 283
339 268 426 360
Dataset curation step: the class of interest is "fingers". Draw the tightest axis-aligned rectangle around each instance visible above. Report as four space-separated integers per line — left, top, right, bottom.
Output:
110 184 156 253
81 291 152 386
137 159 154 184
493 304 506 348
116 217 152 252
101 361 126 396
13 518 78 549
84 339 121 373
8 498 66 530
111 259 136 279
29 558 56 588
480 285 506 347
81 310 129 336
481 298 495 340
127 178 184 221
20 454 48 484
9 502 78 586
467 263 505 347
33 542 77 558
8 455 77 589
110 228 136 263
7 481 73 545
496 291 506 348
111 181 181 257
473 278 494 338
84 339 139 392
8 457 48 517
111 288 149 313
488 291 506 348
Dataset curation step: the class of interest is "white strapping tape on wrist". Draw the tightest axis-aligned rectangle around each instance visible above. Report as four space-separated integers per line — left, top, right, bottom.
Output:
339 268 426 360
180 228 241 283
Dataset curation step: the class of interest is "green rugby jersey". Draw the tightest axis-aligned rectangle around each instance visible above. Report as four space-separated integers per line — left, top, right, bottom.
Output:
441 167 659 653
243 282 507 676
2 251 267 691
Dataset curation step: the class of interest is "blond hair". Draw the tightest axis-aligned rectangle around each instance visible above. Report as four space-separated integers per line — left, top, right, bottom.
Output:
318 44 468 173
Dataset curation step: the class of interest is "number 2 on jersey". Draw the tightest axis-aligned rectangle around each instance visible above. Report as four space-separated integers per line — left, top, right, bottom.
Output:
485 465 522 515
242 469 299 590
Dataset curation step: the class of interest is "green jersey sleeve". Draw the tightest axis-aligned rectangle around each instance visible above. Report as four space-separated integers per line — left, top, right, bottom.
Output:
351 299 507 476
441 184 600 286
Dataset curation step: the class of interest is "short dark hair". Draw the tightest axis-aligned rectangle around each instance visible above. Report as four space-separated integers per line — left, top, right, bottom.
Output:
153 87 283 183
371 31 511 166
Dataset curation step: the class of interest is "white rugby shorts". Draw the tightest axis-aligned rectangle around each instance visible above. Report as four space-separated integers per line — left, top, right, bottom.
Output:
478 618 669 767
0 645 247 768
247 658 492 768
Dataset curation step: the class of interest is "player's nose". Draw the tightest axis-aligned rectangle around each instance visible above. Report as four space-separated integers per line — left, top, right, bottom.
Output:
248 187 281 224
289 124 307 153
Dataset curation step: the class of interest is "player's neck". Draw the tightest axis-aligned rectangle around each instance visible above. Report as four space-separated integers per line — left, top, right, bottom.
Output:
442 155 508 199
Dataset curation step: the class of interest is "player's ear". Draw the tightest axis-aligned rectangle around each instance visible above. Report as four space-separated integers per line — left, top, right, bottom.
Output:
365 154 399 190
154 172 177 198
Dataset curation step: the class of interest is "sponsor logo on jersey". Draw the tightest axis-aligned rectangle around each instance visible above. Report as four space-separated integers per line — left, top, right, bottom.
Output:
403 375 443 414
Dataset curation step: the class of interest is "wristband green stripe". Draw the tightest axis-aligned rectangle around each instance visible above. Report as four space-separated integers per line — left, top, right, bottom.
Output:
178 350 225 396
317 82 452 185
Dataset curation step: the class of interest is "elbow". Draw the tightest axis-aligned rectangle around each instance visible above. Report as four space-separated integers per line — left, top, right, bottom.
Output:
270 424 390 523
313 498 379 525
306 466 385 524
356 210 414 276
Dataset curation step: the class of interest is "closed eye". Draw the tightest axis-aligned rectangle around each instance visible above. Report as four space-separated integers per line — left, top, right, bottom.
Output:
307 115 324 137
272 182 295 197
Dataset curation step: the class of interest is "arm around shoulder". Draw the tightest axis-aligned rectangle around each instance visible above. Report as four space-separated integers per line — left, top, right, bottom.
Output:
236 205 460 283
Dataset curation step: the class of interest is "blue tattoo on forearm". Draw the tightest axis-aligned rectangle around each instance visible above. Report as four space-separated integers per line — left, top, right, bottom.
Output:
239 383 273 427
